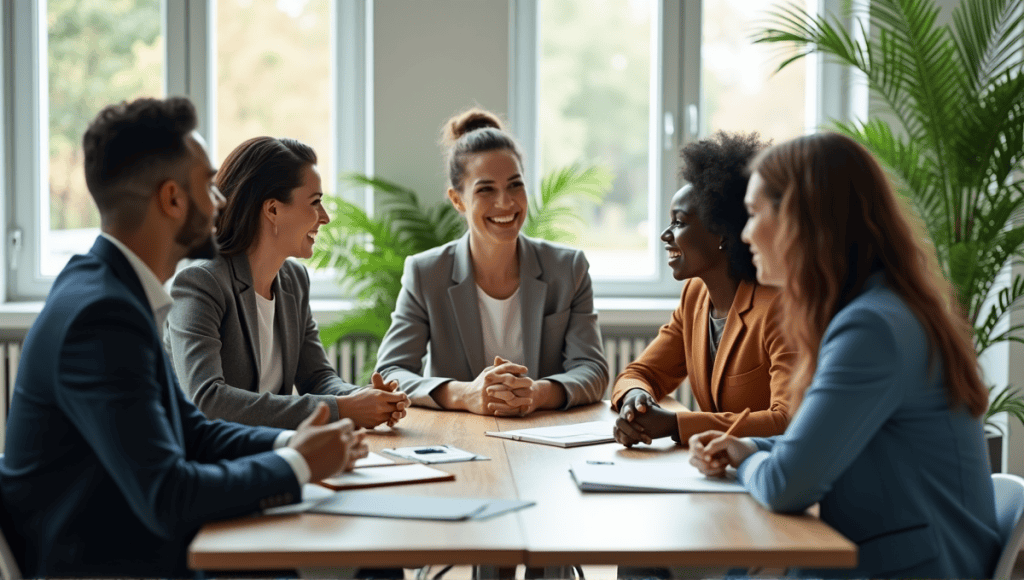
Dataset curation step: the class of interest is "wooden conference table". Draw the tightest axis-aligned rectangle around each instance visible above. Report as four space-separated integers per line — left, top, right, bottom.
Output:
189 402 856 572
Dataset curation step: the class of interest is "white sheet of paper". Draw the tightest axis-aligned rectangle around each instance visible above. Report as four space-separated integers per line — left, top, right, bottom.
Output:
354 451 396 468
569 461 747 493
486 421 616 447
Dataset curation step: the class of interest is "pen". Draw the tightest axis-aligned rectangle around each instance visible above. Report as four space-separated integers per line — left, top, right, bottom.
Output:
586 460 614 465
722 408 751 439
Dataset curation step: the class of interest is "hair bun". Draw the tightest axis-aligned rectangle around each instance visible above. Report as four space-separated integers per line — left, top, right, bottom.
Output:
442 107 504 147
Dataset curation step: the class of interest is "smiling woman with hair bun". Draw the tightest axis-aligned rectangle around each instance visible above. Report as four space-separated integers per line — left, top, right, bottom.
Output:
375 107 609 416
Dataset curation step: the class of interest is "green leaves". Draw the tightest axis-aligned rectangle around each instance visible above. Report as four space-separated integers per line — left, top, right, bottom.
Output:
757 0 1024 428
523 164 614 244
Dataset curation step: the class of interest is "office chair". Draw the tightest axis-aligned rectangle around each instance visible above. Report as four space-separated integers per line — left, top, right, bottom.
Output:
992 473 1024 580
0 455 21 580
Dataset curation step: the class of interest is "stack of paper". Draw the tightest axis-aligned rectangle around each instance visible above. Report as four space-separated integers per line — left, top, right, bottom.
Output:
486 421 615 448
381 445 488 464
320 463 454 491
569 461 747 493
308 492 535 521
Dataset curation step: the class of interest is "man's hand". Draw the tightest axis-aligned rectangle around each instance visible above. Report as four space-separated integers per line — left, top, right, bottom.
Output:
289 403 368 482
688 430 757 477
338 372 409 428
613 389 678 447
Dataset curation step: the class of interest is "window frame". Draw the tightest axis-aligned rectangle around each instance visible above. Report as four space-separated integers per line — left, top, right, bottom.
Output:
3 0 370 301
513 0 854 298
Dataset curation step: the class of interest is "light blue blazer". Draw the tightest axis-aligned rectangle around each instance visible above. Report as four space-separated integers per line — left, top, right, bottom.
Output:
737 273 1001 578
375 233 609 409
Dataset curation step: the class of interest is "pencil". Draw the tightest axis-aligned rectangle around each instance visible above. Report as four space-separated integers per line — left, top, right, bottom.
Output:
722 408 751 438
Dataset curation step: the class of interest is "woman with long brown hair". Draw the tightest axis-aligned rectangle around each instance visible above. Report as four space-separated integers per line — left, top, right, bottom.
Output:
689 133 1000 578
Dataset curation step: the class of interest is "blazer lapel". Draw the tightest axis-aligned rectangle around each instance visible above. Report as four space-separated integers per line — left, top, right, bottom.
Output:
710 281 754 409
229 254 263 377
272 268 298 389
691 284 715 412
518 237 545 378
448 235 486 378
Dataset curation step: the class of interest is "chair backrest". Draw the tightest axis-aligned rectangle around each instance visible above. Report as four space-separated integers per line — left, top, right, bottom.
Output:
992 473 1024 580
0 455 21 580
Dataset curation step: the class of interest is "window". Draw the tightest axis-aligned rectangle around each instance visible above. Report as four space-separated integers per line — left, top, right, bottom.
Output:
6 0 367 300
33 0 164 278
526 0 818 296
215 0 333 185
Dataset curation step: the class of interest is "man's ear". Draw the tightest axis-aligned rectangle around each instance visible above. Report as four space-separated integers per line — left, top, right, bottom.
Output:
155 179 187 220
447 188 465 213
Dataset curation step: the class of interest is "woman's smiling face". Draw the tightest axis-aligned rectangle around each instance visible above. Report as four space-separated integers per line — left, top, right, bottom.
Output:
448 149 528 248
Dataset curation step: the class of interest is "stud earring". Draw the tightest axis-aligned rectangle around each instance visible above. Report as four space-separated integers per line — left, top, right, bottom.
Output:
719 241 724 251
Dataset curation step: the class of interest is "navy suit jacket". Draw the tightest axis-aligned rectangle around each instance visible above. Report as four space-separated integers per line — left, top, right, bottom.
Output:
737 274 1001 578
0 237 301 578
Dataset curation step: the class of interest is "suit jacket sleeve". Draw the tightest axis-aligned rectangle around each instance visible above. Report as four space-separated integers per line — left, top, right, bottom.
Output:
290 262 362 397
58 298 301 540
167 264 344 428
610 280 692 410
736 306 901 513
541 249 609 408
375 255 451 408
674 291 794 440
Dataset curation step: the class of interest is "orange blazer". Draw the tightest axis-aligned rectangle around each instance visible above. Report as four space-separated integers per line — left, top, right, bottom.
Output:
611 279 795 441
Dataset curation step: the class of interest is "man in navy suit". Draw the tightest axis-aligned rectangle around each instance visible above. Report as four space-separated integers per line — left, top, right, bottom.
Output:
0 97 365 578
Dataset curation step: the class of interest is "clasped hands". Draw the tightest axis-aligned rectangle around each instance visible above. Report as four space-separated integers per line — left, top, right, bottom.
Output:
338 371 409 429
459 356 558 416
613 388 680 447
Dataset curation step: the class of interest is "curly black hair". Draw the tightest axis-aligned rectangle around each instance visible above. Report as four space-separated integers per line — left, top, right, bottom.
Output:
679 130 770 283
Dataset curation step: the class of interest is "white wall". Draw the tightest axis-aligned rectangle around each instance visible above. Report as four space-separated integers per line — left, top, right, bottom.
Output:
373 0 510 199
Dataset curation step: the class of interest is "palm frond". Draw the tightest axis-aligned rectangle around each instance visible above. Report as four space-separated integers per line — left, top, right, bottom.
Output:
523 164 613 242
987 385 1024 432
952 0 1024 90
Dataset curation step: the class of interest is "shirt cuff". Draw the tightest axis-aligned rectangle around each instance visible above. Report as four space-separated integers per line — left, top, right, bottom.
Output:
737 449 770 486
273 430 295 449
274 447 311 486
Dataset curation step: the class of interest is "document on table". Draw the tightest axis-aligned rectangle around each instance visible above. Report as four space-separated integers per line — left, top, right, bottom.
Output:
354 451 396 468
569 461 747 493
319 463 454 490
486 421 616 448
382 444 489 464
262 483 337 516
308 492 529 521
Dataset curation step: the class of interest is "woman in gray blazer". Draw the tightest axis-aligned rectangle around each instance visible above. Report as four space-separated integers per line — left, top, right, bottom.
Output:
690 133 1000 578
166 137 409 429
375 108 609 415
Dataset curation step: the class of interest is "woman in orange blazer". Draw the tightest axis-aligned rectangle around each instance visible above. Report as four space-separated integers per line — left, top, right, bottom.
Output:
612 131 796 446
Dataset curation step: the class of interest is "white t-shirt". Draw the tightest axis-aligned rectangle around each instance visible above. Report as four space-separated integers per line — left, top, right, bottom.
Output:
476 285 525 368
255 293 284 394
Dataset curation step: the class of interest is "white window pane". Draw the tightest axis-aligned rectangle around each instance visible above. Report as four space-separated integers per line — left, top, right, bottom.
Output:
45 0 164 276
538 0 656 281
216 0 332 188
702 0 808 141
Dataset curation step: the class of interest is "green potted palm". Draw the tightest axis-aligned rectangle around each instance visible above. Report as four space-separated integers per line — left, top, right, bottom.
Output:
756 0 1024 469
308 165 613 384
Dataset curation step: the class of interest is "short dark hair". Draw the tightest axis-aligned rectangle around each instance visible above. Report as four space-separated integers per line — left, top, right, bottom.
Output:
679 131 770 283
82 97 198 228
215 136 318 256
441 108 523 190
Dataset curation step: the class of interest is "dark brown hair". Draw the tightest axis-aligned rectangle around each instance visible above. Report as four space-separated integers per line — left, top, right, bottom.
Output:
82 97 197 228
215 136 317 256
751 132 987 416
441 108 523 190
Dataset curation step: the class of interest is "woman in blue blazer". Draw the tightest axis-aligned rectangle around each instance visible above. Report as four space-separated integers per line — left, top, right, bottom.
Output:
375 108 609 415
689 133 1001 578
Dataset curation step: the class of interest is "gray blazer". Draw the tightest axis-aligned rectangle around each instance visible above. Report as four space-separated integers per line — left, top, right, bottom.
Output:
165 254 360 428
376 233 609 409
